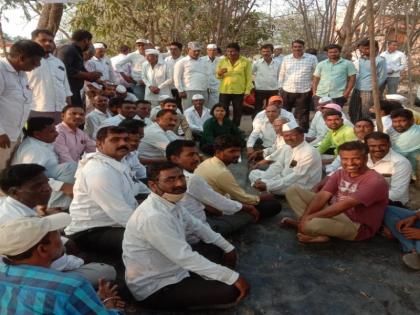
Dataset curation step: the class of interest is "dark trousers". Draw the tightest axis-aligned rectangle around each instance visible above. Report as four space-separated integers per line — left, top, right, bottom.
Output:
68 226 125 257
281 90 312 131
219 93 244 126
207 211 254 235
256 199 282 218
171 88 183 113
254 90 278 117
140 243 239 310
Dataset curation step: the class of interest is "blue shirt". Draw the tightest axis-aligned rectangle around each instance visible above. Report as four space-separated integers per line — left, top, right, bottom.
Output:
355 56 387 91
0 263 122 315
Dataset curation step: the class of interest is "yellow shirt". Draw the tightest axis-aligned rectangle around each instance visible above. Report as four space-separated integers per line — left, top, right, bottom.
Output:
216 56 253 95
194 156 260 205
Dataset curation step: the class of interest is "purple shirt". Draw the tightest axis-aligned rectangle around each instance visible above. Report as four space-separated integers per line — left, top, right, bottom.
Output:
54 122 96 163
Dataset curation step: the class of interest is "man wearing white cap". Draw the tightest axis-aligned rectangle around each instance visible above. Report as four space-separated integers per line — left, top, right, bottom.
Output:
273 45 284 64
85 42 116 83
250 121 322 195
252 44 282 117
174 41 209 110
0 214 124 313
201 44 221 107
115 84 137 102
184 94 212 138
141 49 172 107
28 29 72 124
114 38 149 100
306 98 353 146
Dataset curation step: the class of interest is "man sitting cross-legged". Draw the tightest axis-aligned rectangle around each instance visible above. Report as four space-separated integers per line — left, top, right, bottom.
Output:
166 140 259 237
122 162 250 310
0 214 124 314
249 121 322 196
12 117 76 211
0 164 116 287
65 126 138 256
195 135 282 218
284 141 388 243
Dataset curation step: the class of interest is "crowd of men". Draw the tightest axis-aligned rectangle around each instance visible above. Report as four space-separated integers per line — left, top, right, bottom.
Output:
0 27 419 314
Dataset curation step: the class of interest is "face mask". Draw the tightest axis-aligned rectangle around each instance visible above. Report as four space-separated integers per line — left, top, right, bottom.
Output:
161 192 185 203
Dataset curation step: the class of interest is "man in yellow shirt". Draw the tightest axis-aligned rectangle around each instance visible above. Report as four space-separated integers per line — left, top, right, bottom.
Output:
195 134 281 218
217 43 253 126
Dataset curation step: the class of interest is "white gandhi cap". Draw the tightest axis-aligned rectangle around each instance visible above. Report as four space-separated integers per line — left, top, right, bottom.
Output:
282 120 299 132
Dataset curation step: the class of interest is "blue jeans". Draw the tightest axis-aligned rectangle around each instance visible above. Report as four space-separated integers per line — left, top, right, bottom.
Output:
384 206 420 253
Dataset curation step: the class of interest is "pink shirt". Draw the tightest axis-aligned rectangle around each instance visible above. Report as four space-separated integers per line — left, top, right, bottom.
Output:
322 168 388 240
54 122 96 163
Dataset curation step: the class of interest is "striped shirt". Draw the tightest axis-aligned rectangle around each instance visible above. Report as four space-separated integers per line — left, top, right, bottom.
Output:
0 263 121 314
278 53 317 93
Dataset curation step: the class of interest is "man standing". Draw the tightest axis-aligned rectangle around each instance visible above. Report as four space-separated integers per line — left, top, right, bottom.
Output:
110 44 134 88
202 44 221 107
278 40 317 131
164 42 183 108
174 41 209 110
114 38 149 100
217 43 253 126
349 38 387 123
0 40 43 171
142 49 172 107
380 40 407 94
273 45 284 64
56 30 102 106
85 42 116 83
29 29 72 124
312 44 356 107
252 44 281 117
284 141 389 243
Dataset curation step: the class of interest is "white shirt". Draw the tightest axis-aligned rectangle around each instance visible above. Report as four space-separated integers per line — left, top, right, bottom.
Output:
278 53 317 93
164 55 183 89
273 55 284 65
84 109 111 139
201 55 220 91
65 152 138 235
249 141 322 194
114 51 146 82
183 107 211 133
174 56 209 92
27 54 72 113
110 53 133 87
253 108 296 129
141 61 172 101
247 118 276 148
0 196 84 271
85 56 116 82
262 135 286 161
380 50 407 78
121 150 150 195
122 192 238 301
11 137 64 191
252 58 281 90
306 111 353 146
101 113 141 128
380 115 392 133
0 58 32 141
367 149 411 204
138 122 179 159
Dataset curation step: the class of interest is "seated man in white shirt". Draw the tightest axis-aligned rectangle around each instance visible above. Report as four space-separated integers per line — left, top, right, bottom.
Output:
122 162 249 310
118 119 150 200
135 99 152 125
166 140 259 237
115 84 137 102
138 109 180 165
65 126 138 256
365 132 411 207
371 99 403 133
184 94 211 140
12 117 76 211
253 95 296 129
247 104 279 160
250 121 322 195
101 99 140 127
84 95 111 139
0 164 116 287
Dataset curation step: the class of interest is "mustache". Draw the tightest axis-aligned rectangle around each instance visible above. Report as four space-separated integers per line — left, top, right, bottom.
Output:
117 146 129 151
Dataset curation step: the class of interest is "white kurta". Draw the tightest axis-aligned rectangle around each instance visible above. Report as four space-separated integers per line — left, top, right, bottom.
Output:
141 61 172 102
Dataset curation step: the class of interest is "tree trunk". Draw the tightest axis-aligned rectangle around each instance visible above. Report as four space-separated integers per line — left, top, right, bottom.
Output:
405 6 414 107
339 0 356 58
37 3 64 37
367 0 383 132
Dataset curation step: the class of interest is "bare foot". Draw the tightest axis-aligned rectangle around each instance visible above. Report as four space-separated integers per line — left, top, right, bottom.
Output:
382 226 394 239
279 217 298 229
297 232 330 243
